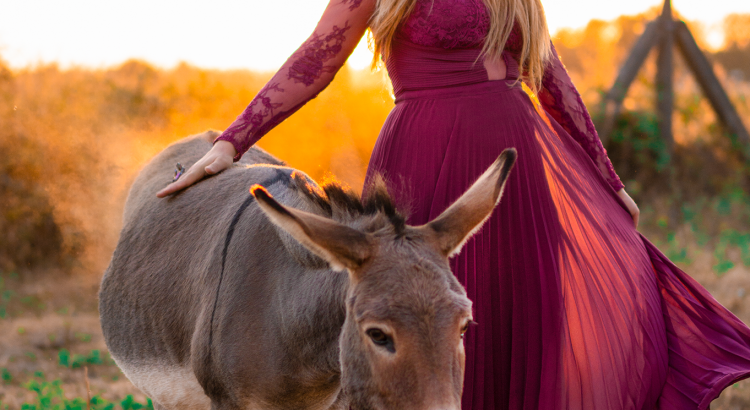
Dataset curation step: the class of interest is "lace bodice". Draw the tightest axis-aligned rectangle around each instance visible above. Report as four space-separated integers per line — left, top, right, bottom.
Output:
400 0 489 49
215 0 623 191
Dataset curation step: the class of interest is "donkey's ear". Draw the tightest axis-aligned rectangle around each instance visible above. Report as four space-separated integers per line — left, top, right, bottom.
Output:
251 186 373 272
421 149 517 257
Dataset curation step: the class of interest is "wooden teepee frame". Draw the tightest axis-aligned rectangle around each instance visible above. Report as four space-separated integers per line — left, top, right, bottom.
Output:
600 0 750 155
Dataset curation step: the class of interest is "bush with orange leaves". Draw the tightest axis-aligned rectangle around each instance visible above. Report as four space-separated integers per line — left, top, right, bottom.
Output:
0 57 392 273
0 61 64 272
0 11 749 274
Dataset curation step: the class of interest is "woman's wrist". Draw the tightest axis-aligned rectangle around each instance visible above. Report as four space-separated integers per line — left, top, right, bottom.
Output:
213 139 240 161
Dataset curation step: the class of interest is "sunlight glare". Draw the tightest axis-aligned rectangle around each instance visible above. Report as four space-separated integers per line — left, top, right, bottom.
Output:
0 0 748 70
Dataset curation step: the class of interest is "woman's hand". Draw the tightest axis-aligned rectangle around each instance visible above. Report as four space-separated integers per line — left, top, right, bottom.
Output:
156 140 237 198
616 188 640 228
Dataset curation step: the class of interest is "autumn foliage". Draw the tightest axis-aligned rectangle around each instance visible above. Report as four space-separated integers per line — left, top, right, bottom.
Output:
1 11 749 273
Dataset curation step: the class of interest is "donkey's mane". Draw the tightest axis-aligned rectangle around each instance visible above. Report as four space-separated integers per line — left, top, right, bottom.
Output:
289 171 407 235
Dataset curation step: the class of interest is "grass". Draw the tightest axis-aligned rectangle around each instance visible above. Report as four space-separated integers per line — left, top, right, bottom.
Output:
0 371 153 410
57 350 115 369
0 273 19 319
0 272 48 321
0 272 152 408
0 352 152 409
644 189 750 276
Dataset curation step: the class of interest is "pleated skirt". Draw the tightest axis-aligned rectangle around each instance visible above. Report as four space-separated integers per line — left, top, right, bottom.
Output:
363 80 750 409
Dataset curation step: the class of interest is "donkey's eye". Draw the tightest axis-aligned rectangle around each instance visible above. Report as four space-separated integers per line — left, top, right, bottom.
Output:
366 328 395 352
367 329 388 344
461 321 477 339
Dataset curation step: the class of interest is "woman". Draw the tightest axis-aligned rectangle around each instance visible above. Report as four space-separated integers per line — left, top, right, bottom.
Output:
157 0 750 408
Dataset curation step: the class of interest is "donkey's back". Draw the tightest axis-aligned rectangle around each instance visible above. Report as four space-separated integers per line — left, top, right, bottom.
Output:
100 131 345 409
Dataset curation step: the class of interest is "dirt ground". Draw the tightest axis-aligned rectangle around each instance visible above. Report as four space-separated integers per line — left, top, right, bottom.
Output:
0 269 149 407
2 238 750 408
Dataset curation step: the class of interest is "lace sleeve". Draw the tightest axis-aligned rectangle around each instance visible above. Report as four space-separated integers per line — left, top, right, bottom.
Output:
215 0 375 160
537 42 624 192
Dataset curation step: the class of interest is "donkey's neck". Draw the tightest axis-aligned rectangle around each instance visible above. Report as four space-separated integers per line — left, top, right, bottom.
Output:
276 263 350 377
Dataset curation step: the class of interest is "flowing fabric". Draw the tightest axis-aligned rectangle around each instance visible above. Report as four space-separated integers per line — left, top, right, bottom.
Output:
215 0 750 408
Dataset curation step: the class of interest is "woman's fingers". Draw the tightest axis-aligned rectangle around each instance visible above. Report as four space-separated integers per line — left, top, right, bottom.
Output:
156 141 236 198
205 156 231 175
156 164 207 198
629 204 640 228
615 188 640 229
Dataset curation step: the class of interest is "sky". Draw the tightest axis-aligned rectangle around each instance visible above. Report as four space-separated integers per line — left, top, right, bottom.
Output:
1 0 748 71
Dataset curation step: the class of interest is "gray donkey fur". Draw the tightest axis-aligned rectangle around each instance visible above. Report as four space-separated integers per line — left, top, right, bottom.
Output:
99 130 517 410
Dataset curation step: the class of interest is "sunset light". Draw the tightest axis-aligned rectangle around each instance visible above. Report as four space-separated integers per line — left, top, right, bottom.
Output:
2 0 750 407
1 0 748 70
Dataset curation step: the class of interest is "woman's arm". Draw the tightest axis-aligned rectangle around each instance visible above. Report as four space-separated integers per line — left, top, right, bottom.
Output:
536 42 639 226
157 0 375 197
536 41 624 193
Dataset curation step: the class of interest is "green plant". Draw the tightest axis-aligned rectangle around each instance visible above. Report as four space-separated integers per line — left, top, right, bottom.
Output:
120 395 153 410
640 189 750 275
58 349 70 367
0 275 14 319
16 372 153 410
664 233 692 265
59 349 113 369
1 367 11 383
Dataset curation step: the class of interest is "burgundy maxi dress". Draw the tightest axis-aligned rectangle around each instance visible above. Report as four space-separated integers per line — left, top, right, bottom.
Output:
215 0 750 408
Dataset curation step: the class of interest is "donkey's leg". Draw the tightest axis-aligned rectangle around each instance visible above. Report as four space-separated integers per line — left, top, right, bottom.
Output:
208 401 253 410
209 396 342 410
118 363 211 410
326 393 349 410
152 400 208 410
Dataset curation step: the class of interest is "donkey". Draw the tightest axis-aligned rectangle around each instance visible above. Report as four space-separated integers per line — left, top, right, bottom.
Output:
99 130 516 410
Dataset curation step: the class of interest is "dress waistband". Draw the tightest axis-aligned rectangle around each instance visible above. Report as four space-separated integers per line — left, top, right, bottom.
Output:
386 38 521 101
395 78 522 103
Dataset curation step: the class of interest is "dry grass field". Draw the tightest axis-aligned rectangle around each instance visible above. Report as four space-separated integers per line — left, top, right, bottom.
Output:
3 240 750 408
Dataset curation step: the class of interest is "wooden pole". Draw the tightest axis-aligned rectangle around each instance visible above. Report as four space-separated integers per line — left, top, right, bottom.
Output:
656 0 675 156
600 21 661 143
655 0 680 227
601 0 750 155
674 21 750 149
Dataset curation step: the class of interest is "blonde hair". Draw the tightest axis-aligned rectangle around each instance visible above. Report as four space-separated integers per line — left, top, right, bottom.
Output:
369 0 552 92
